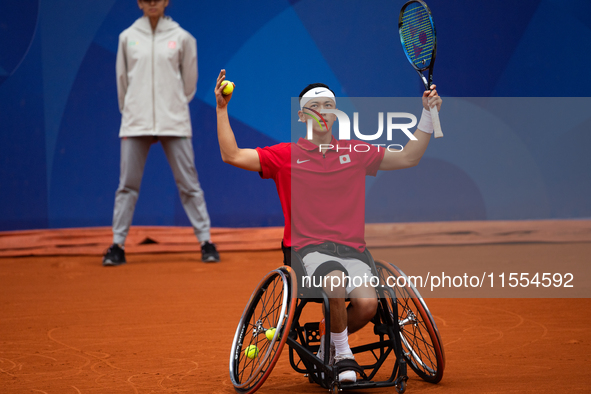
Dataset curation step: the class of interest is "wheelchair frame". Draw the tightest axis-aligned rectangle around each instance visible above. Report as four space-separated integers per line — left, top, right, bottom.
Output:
229 249 444 394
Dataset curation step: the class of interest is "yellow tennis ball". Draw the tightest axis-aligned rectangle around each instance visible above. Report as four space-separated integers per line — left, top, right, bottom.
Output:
244 344 259 359
222 80 234 95
265 328 276 341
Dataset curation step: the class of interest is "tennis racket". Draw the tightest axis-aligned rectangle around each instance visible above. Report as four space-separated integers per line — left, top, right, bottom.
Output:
399 0 443 138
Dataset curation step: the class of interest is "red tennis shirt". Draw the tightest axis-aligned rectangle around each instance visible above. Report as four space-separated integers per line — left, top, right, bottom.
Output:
256 136 384 252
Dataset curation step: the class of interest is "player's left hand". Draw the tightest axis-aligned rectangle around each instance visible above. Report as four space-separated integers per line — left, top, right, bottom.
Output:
215 69 235 109
422 84 442 112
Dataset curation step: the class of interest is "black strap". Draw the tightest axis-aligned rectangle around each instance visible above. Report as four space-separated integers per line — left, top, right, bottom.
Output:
297 241 366 261
282 242 292 266
312 260 349 279
334 358 368 380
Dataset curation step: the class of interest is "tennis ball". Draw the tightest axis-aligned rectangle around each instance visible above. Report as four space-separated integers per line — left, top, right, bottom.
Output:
222 80 234 95
244 344 259 359
265 328 276 341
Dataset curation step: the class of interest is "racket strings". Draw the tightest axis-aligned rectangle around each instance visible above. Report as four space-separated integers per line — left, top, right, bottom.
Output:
400 5 434 68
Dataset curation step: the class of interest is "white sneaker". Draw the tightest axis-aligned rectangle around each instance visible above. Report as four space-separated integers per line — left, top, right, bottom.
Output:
316 334 336 379
317 335 335 365
316 319 335 366
334 352 357 383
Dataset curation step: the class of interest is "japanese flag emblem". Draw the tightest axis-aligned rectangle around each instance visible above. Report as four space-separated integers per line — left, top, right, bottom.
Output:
339 154 351 164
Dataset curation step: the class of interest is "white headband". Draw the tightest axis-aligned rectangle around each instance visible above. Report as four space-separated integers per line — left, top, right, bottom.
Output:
299 87 336 109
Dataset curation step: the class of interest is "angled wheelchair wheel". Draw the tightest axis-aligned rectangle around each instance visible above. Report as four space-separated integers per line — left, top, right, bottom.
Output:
229 266 297 394
375 260 445 384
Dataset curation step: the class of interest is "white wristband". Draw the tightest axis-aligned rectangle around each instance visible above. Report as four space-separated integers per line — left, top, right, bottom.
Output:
417 108 433 134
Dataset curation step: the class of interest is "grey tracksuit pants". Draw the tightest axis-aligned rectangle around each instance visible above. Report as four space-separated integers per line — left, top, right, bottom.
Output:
112 136 211 245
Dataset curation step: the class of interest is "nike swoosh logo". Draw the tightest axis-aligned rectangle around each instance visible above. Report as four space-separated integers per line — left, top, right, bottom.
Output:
297 159 310 164
314 91 326 95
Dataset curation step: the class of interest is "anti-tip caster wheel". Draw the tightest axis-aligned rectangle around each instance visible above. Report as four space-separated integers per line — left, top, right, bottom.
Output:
395 379 407 393
330 382 341 394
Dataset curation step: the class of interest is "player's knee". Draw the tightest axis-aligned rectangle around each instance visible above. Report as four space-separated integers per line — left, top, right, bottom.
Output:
323 271 347 298
358 298 378 321
324 286 346 299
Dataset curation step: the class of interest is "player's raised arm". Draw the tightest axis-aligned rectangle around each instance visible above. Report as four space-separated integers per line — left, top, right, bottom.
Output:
215 70 261 172
379 85 442 171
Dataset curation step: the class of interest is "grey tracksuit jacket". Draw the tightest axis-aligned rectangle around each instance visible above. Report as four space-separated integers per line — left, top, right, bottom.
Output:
116 16 197 137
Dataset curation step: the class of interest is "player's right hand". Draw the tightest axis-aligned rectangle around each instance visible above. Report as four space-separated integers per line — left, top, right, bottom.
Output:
422 84 442 112
215 69 234 109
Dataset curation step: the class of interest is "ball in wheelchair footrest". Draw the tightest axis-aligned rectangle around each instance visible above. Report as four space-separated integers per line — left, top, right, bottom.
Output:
244 345 259 359
265 327 278 341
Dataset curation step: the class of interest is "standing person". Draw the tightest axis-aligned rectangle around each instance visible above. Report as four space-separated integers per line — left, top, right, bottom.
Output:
103 0 219 266
215 69 441 382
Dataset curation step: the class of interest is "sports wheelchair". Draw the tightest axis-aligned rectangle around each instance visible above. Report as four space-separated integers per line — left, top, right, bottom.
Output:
229 247 445 394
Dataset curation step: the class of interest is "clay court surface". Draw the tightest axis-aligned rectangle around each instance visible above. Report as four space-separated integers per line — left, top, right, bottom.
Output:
1 224 590 393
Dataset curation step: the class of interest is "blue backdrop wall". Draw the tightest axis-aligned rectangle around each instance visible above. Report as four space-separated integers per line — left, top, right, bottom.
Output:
1 0 590 231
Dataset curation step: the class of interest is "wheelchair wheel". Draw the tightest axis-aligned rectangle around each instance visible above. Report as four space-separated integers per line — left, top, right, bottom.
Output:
229 266 297 394
375 260 445 384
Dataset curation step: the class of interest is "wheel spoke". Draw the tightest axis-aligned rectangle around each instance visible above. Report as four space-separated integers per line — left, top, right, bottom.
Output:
230 268 295 393
376 261 444 383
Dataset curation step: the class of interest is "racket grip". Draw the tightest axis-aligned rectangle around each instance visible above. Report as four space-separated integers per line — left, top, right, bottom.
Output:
430 106 443 138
